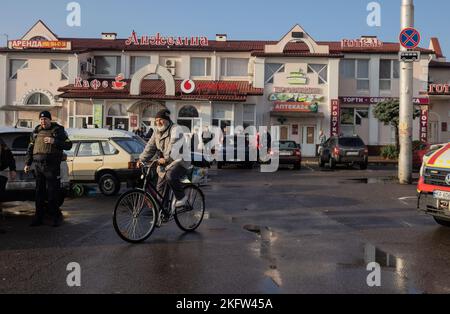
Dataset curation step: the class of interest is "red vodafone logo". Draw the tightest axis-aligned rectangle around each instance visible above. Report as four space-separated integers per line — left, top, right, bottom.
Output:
181 79 195 94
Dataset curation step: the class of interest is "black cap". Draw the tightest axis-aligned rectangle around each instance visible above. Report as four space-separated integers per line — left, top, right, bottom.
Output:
39 111 52 120
155 109 171 121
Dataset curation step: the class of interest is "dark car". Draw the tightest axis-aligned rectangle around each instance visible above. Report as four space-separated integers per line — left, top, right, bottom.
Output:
217 135 257 169
269 140 302 170
318 135 368 170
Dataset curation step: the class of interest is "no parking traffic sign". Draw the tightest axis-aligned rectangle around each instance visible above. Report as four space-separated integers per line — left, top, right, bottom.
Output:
399 28 421 49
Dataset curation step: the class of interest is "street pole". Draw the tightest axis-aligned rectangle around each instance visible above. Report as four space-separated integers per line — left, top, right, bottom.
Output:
399 0 414 184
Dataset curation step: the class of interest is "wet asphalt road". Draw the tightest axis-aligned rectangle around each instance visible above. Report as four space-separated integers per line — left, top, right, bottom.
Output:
0 163 449 294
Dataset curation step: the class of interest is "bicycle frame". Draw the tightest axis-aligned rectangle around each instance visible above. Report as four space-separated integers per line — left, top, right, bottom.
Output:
140 164 174 218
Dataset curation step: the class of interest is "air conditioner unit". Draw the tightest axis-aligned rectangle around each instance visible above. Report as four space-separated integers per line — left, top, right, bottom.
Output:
167 68 176 76
165 59 177 68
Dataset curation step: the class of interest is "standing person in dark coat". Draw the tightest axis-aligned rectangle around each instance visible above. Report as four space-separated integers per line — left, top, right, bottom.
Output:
0 139 17 234
24 111 72 227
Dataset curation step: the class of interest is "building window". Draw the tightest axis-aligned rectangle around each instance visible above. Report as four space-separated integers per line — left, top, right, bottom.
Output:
380 60 400 91
190 57 211 77
243 104 256 130
308 64 328 84
9 59 28 79
95 56 121 76
340 59 356 79
130 56 150 75
50 60 69 80
340 59 369 90
178 105 201 132
142 104 166 128
264 63 285 84
26 93 51 105
356 60 369 90
221 58 249 77
106 104 129 130
341 108 369 126
213 104 234 135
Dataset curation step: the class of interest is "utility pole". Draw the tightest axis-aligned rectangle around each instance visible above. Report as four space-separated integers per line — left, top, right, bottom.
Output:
399 0 414 184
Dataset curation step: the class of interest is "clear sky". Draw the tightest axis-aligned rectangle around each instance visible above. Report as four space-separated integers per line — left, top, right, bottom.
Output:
0 0 448 55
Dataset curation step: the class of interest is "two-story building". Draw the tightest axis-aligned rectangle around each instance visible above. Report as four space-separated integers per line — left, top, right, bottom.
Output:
0 21 439 156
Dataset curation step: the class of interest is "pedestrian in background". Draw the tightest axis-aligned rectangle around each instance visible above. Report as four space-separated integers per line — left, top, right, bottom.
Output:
24 111 72 227
0 139 17 234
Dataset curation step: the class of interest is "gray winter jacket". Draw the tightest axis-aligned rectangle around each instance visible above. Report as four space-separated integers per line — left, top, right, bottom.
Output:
139 123 190 177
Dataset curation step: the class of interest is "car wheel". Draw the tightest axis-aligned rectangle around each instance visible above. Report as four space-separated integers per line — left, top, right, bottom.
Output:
217 162 223 169
329 157 336 169
434 217 450 227
359 162 368 170
294 163 301 170
98 173 120 196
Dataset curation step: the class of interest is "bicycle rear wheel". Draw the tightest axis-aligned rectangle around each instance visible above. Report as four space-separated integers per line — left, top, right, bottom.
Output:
175 185 205 232
113 189 158 243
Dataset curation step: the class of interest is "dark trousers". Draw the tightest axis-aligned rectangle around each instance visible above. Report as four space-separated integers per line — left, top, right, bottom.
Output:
34 161 61 220
156 165 186 202
0 175 7 201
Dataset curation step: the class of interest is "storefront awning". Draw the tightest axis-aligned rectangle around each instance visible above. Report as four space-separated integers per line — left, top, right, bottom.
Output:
0 105 60 111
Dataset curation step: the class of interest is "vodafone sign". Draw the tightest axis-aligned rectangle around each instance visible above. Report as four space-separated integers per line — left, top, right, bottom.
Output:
181 79 195 94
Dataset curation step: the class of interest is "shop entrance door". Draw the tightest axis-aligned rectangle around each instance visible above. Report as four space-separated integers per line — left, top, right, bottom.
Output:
280 126 289 140
302 126 316 157
428 121 439 144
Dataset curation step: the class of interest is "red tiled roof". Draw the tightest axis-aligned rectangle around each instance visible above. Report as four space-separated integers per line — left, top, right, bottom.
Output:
429 60 450 68
0 38 435 55
58 79 263 102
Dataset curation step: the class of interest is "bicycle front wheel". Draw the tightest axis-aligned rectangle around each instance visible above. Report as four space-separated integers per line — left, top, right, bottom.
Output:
175 185 205 232
113 189 158 243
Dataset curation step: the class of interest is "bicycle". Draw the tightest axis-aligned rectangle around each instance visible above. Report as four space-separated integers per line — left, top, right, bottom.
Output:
113 160 206 243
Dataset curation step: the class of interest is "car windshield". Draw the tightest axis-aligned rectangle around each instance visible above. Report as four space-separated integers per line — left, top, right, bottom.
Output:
279 141 297 149
339 138 365 147
114 138 145 154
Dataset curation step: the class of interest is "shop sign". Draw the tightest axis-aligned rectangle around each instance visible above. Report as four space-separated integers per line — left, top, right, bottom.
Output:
126 31 209 47
93 103 104 128
269 93 324 103
420 107 429 143
339 96 429 105
195 82 239 93
341 38 383 49
287 70 308 85
181 79 196 94
74 74 127 91
274 87 323 94
330 99 340 137
9 40 70 49
273 102 319 113
429 84 450 94
130 115 138 128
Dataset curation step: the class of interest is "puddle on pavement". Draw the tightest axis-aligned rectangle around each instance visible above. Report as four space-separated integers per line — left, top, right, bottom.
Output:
244 224 282 292
338 243 423 294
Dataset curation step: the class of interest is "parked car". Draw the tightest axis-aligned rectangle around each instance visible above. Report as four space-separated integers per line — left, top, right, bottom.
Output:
268 140 302 170
318 135 369 170
417 142 450 226
66 129 145 196
217 134 257 169
0 127 70 205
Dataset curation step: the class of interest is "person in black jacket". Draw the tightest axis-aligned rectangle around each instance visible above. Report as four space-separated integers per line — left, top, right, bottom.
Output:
0 139 17 234
24 111 72 227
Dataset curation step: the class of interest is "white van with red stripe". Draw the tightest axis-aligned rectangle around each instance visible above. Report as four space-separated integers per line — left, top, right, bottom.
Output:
417 143 450 226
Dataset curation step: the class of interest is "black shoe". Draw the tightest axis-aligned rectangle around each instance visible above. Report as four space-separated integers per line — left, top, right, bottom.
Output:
30 219 44 227
52 215 63 228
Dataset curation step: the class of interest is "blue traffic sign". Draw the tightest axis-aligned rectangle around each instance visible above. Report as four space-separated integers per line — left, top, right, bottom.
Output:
400 28 421 49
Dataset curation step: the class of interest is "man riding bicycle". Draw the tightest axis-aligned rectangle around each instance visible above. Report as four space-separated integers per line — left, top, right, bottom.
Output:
138 109 190 210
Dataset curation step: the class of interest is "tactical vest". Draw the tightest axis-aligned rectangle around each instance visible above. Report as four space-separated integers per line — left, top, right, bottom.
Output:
33 128 60 155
